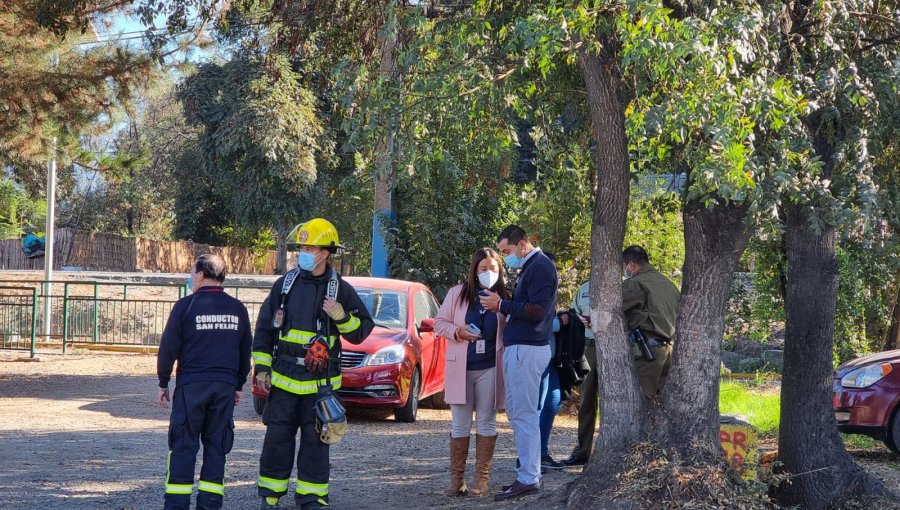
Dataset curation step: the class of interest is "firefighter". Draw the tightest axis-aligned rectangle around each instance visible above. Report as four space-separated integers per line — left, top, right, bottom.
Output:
157 254 252 510
254 218 374 510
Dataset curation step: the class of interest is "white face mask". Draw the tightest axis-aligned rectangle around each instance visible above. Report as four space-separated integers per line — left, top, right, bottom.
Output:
478 270 499 289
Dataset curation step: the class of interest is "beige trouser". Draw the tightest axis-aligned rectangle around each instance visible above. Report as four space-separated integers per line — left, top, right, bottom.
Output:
450 367 498 438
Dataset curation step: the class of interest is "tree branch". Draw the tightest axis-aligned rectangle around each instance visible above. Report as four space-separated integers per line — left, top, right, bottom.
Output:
861 34 900 51
849 11 900 27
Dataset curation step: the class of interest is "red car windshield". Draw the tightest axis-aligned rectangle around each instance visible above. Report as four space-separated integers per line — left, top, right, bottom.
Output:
354 287 407 330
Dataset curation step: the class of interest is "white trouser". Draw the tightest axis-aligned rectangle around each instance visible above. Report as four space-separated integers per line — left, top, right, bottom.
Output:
449 367 497 438
503 343 551 486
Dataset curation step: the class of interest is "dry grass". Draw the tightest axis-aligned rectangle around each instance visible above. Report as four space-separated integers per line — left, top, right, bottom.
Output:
606 442 776 510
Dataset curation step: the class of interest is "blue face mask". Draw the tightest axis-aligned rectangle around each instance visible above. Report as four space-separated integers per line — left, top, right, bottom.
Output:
504 252 524 269
298 251 318 271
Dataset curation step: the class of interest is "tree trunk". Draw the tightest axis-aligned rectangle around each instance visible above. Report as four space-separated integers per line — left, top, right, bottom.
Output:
885 281 900 351
275 219 291 275
776 111 891 506
371 3 400 278
775 200 889 508
652 200 751 456
562 39 641 508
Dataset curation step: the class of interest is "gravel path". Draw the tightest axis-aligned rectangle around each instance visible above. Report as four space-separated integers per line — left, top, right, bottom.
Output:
0 351 581 510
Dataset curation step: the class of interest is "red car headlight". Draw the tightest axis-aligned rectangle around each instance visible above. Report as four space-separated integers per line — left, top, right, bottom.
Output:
840 363 893 389
365 345 405 366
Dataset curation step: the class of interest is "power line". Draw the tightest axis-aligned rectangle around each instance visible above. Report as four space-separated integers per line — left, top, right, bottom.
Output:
73 10 285 46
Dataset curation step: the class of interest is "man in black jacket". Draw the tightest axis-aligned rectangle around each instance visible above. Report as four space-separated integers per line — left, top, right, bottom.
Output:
253 218 374 510
157 254 252 510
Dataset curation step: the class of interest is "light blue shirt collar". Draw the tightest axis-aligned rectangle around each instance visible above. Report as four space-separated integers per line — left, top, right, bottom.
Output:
523 247 541 264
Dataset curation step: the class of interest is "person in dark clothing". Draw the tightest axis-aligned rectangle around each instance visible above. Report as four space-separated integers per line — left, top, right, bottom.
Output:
561 280 597 467
253 218 374 510
480 225 558 501
538 252 563 471
157 254 252 510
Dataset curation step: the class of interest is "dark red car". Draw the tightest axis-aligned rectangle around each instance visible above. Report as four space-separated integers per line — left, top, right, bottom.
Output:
252 277 448 423
833 349 900 453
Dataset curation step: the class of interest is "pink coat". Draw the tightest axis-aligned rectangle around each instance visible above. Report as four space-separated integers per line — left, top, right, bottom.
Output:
434 284 505 409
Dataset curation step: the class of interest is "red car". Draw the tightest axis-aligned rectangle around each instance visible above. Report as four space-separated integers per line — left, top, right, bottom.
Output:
833 349 900 453
252 277 448 423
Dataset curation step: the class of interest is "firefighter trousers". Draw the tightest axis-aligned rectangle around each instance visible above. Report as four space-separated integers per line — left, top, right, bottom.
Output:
258 387 330 507
165 381 236 510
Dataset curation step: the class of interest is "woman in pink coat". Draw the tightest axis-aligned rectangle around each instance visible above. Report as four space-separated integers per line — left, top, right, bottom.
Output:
434 247 507 497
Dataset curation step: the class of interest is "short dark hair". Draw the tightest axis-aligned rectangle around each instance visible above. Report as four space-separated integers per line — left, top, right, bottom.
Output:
622 245 649 265
497 225 527 246
194 254 227 282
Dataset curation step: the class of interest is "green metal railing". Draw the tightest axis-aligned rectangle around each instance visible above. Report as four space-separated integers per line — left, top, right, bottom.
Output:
0 286 39 357
0 280 270 351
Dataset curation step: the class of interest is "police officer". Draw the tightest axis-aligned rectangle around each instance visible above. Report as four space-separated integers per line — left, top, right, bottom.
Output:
560 279 596 467
253 218 374 510
157 254 252 510
621 245 680 398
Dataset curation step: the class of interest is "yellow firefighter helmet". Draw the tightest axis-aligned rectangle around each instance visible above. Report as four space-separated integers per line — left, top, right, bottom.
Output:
288 218 344 250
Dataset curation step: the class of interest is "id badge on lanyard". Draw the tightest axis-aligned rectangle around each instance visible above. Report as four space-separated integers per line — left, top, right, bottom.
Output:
273 307 285 329
475 339 486 354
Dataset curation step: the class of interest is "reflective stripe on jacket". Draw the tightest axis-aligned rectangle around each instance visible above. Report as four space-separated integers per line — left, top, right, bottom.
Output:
252 268 374 395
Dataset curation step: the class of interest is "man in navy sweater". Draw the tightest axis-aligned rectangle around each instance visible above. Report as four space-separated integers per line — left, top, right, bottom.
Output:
157 254 252 510
480 225 558 501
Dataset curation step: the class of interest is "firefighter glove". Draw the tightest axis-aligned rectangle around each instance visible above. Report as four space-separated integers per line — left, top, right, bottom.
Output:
255 371 271 391
305 337 330 375
323 297 346 321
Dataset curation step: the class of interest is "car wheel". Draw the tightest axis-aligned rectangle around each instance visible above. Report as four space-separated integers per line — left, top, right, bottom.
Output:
886 408 900 455
427 389 449 410
394 369 420 423
253 394 267 416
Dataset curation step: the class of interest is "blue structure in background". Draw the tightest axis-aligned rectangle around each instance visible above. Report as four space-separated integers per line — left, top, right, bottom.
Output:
371 210 396 278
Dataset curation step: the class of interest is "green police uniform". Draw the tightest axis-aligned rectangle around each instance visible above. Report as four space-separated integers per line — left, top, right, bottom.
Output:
570 281 597 461
622 264 680 398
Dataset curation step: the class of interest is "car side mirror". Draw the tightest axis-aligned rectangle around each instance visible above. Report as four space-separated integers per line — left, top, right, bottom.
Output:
419 317 435 333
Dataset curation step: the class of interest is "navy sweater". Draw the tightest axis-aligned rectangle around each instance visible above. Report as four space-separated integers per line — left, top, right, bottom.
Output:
499 250 558 347
157 287 252 390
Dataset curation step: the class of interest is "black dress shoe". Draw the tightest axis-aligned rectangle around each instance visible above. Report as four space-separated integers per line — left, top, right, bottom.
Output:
560 456 587 467
494 480 541 501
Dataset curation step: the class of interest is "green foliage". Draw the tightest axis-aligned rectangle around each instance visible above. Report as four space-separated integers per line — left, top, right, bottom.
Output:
1 3 157 192
179 53 331 233
624 189 684 286
619 1 815 215
58 78 197 239
0 179 46 239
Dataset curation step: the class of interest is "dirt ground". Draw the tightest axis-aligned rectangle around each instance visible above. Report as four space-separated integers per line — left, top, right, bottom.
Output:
0 351 583 510
4 351 899 510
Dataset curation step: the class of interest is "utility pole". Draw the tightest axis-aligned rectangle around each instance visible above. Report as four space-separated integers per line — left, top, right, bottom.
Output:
371 4 400 278
43 51 59 343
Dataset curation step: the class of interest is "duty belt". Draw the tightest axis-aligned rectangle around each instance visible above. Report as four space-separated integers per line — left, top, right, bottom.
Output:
278 353 307 367
645 338 671 348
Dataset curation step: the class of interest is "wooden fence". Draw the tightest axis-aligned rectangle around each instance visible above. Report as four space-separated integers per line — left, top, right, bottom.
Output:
0 229 279 274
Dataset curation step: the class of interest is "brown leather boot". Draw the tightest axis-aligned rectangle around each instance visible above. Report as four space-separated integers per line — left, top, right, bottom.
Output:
445 436 470 496
469 434 497 497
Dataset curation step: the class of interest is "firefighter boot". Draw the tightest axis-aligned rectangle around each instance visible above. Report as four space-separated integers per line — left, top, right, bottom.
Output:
469 434 497 497
445 436 470 496
260 496 280 509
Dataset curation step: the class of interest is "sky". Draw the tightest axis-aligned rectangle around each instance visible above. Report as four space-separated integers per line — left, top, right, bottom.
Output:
84 7 212 62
